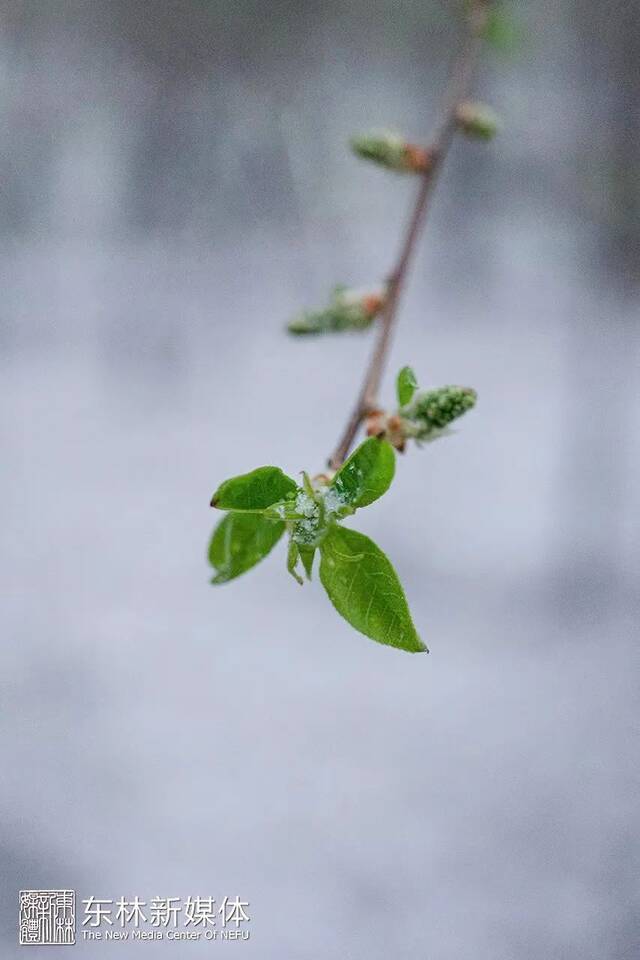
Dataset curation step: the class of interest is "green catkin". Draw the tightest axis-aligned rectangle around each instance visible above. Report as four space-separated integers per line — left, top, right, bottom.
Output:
404 386 477 439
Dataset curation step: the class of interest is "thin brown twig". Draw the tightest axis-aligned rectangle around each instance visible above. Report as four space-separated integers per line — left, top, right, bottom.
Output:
328 2 489 471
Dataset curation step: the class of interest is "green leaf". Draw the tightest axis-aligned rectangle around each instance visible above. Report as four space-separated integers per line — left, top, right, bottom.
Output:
327 437 395 516
319 526 425 653
299 545 316 580
211 466 297 511
208 513 284 584
397 366 418 407
287 540 304 585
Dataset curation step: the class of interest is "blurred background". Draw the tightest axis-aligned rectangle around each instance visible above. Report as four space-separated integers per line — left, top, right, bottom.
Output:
1 0 639 956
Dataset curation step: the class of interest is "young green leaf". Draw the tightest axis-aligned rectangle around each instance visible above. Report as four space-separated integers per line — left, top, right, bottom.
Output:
397 366 418 407
287 540 304 585
209 513 284 584
319 525 426 653
327 437 395 515
211 466 297 511
299 545 316 580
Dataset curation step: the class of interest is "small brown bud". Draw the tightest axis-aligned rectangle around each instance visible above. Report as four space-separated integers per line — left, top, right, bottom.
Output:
312 472 332 488
361 292 385 317
365 410 407 451
365 410 387 438
403 144 435 173
385 415 407 452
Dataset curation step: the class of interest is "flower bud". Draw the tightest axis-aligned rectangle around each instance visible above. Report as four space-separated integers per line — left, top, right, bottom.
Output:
403 386 477 441
288 285 386 335
350 131 435 174
455 102 500 140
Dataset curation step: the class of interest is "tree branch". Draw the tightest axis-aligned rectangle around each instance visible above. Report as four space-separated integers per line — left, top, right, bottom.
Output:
328 2 489 471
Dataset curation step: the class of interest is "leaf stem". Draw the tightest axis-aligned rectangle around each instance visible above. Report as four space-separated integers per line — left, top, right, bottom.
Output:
328 1 490 471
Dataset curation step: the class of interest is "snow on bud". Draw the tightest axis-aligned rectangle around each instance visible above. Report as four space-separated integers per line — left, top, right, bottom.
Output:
350 131 435 174
287 285 386 336
455 101 500 141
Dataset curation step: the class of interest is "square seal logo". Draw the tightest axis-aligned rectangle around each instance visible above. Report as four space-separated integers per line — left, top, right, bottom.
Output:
19 890 75 945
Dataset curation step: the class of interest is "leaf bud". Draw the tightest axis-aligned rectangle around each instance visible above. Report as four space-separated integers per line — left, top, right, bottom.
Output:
350 131 436 174
287 285 386 336
365 410 406 452
455 101 500 141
